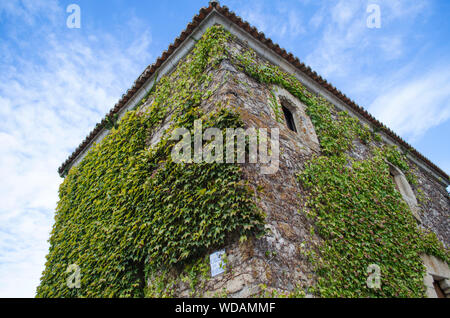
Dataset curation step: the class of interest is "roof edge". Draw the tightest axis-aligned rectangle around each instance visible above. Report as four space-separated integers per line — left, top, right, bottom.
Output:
57 2 450 187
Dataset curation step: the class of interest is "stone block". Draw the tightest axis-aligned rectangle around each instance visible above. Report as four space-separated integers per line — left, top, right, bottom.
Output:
225 276 245 294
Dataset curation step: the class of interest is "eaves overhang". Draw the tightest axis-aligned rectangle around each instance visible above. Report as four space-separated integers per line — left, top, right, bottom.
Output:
58 2 450 188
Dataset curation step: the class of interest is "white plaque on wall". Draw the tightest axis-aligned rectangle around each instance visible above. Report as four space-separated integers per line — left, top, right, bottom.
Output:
210 250 226 277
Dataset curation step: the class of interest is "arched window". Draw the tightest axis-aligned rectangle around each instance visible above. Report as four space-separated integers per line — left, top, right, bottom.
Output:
388 163 421 222
271 86 320 153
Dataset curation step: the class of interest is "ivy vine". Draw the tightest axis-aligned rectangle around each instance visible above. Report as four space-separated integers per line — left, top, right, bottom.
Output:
231 33 449 297
36 26 265 298
37 25 448 299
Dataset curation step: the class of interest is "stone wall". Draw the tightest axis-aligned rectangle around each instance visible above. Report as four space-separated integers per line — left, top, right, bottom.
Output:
146 36 449 297
413 166 450 246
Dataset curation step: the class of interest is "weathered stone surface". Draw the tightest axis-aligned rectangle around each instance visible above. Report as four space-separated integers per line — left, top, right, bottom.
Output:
152 34 448 299
225 276 245 294
414 167 450 247
440 278 450 291
421 254 450 298
421 254 450 279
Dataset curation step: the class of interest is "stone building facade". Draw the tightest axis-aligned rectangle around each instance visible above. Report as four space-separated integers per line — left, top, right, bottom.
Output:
52 2 449 298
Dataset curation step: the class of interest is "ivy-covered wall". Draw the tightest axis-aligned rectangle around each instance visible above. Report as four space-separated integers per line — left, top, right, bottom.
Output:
36 26 266 298
37 25 449 298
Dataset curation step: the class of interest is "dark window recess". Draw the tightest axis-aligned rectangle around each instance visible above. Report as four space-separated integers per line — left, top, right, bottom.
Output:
390 172 401 193
433 280 446 298
282 106 297 132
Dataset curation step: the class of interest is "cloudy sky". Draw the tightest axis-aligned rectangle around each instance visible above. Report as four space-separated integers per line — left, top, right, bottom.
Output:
0 0 449 297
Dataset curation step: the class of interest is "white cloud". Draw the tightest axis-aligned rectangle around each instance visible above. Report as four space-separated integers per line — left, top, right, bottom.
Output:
300 0 450 144
331 0 359 28
304 0 430 78
381 0 429 22
0 0 61 26
238 1 305 39
378 36 403 60
0 1 152 297
369 66 450 141
304 0 367 78
308 5 325 30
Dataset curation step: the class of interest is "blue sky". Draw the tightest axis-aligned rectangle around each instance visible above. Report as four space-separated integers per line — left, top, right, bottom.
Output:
0 0 449 297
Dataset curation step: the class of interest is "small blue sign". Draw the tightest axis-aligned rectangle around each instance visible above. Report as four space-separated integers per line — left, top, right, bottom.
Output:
210 250 226 277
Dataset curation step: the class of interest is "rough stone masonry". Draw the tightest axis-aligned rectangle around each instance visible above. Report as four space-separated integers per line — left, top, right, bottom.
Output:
48 3 450 298
142 35 449 297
